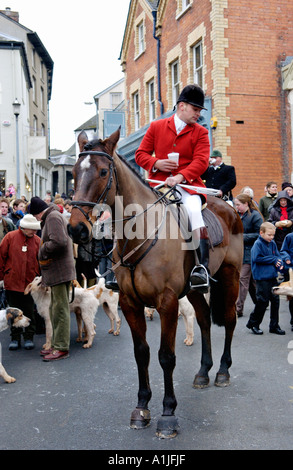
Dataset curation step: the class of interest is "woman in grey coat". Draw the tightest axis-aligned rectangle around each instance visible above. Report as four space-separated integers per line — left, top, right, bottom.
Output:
234 193 264 317
29 197 76 361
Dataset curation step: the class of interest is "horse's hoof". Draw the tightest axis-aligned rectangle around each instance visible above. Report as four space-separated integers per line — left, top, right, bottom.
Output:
214 373 230 387
156 415 179 439
130 408 151 429
193 374 209 388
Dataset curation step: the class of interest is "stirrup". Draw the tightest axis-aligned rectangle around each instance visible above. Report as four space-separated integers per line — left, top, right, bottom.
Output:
190 264 209 292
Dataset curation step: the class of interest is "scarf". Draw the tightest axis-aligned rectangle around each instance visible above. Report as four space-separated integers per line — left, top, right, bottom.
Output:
280 207 288 221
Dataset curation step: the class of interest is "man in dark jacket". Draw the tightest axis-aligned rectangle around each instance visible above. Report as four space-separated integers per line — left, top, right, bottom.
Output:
201 150 236 202
29 197 76 361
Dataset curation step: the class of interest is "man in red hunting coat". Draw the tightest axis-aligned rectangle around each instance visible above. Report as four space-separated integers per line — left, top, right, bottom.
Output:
135 84 210 292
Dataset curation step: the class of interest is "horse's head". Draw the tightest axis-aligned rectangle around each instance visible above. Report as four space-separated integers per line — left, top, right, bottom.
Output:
67 128 120 244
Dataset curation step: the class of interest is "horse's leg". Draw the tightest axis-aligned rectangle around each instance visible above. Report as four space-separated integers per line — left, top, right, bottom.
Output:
213 265 238 387
187 291 213 388
156 289 180 438
119 292 152 430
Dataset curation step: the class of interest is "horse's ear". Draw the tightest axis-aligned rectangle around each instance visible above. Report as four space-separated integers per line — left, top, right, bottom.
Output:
104 127 121 152
77 131 89 152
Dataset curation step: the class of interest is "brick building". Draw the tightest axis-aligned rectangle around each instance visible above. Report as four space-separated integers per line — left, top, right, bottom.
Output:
119 0 293 201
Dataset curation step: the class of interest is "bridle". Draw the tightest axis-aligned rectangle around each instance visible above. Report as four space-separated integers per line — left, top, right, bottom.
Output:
71 150 118 226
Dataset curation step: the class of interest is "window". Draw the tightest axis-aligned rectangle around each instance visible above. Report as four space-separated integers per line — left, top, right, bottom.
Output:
133 92 140 131
40 61 44 81
110 92 122 110
176 0 192 17
138 22 144 55
41 87 45 112
192 41 203 88
32 48 36 69
148 80 155 122
171 61 180 107
32 76 37 104
33 115 38 136
182 0 190 8
41 124 46 136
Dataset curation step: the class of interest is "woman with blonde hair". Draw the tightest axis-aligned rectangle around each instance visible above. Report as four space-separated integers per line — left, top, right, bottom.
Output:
234 193 264 317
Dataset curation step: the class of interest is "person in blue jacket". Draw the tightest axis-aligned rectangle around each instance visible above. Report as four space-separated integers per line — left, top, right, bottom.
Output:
280 232 293 331
246 221 285 335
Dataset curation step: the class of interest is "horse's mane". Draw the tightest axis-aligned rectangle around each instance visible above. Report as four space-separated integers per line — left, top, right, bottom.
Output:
115 151 156 192
83 138 155 193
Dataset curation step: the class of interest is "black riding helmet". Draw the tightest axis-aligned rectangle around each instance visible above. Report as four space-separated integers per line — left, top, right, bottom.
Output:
176 84 207 110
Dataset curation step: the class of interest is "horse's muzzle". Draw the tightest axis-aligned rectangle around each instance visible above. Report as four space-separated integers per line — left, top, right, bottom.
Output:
67 222 90 244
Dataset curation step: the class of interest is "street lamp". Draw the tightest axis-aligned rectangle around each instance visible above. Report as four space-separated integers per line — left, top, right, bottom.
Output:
12 98 21 198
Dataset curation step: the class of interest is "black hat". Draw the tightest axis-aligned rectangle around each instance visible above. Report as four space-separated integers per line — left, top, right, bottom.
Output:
28 196 48 215
282 182 293 190
177 84 207 110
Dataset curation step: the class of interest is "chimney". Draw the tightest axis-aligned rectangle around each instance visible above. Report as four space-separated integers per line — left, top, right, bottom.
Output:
0 7 19 22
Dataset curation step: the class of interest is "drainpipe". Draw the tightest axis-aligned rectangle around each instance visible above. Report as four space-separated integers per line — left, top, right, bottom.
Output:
152 10 164 115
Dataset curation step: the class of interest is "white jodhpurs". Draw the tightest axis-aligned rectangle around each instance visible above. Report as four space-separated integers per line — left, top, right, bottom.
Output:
176 187 204 230
176 187 204 250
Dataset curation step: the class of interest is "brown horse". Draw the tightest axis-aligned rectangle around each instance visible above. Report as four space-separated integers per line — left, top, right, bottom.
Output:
68 128 243 438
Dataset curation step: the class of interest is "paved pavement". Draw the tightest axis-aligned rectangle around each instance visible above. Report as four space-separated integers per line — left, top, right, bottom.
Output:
0 294 293 452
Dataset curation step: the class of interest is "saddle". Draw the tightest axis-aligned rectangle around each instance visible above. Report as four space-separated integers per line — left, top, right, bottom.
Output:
168 202 223 248
202 206 223 247
158 186 223 247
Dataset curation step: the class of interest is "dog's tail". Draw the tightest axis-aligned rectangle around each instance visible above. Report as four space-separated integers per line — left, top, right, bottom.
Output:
81 273 87 289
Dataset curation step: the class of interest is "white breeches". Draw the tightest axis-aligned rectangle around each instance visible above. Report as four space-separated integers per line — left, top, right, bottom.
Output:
176 187 204 232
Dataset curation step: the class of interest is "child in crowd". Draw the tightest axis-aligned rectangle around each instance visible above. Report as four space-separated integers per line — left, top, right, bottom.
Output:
246 222 285 335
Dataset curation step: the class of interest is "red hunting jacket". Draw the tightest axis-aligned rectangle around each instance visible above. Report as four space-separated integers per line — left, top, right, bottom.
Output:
0 227 40 292
135 115 210 196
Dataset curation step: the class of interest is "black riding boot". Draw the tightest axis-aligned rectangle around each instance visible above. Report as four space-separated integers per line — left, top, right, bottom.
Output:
190 238 210 293
105 270 119 291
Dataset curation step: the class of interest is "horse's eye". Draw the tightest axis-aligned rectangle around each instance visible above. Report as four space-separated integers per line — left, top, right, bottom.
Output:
100 169 108 177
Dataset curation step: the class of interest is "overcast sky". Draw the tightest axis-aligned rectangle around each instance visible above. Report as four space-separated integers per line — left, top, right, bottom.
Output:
7 1 130 151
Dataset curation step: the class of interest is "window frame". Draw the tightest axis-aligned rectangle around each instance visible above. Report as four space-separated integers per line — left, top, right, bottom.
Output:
138 22 144 55
148 80 155 122
192 41 203 88
32 76 37 104
176 0 192 19
171 60 180 108
133 92 140 131
33 115 38 136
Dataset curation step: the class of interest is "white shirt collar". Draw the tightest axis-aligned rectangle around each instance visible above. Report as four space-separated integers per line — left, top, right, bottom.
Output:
214 163 223 170
174 114 187 134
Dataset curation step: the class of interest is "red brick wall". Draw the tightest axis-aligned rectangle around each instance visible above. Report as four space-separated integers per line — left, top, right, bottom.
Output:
225 0 293 200
123 0 293 202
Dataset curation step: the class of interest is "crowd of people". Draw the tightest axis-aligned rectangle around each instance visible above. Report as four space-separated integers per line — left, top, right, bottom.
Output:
1 179 292 357
1 83 292 361
1 177 292 360
226 180 293 336
0 189 104 361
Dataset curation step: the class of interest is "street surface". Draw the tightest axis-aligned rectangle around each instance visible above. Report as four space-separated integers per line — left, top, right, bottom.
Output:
0 294 292 453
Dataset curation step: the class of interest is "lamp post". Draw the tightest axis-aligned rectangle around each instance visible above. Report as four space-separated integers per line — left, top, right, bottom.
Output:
12 98 21 198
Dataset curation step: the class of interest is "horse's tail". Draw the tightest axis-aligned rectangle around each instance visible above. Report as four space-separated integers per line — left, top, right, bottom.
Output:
209 279 225 326
209 273 237 326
